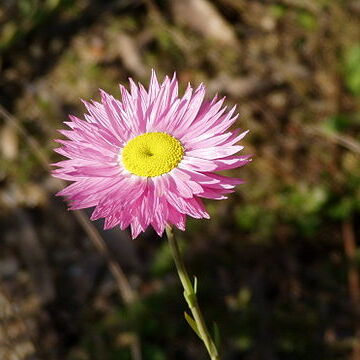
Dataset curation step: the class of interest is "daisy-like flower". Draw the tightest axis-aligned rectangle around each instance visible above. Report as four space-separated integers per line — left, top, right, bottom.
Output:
52 70 250 238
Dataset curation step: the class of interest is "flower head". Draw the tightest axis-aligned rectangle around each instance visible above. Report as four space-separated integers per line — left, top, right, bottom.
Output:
52 70 251 238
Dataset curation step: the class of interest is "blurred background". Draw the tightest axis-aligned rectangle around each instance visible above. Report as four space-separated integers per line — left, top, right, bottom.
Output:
0 0 360 359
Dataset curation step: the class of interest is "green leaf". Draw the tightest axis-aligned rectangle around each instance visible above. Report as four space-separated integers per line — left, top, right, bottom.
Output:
213 322 221 350
184 312 201 339
193 276 198 294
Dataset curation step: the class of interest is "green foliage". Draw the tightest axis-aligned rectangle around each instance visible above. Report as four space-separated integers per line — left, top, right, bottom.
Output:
235 204 276 241
322 114 352 133
213 322 221 351
237 287 252 310
184 312 201 338
236 336 253 351
297 11 317 30
151 24 186 68
143 345 166 360
342 45 360 96
328 196 356 220
280 184 328 236
0 0 71 52
151 241 173 276
282 185 328 215
270 4 287 18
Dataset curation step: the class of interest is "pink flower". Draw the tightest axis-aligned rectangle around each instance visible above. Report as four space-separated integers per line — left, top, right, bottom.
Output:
52 70 251 238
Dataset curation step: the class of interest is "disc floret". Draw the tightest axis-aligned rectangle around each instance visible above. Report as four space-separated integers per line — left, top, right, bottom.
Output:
121 132 184 177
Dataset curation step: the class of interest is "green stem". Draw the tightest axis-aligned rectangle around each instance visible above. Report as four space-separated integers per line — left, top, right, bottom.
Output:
166 226 220 360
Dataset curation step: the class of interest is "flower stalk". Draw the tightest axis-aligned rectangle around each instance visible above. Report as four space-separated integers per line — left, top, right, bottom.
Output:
166 226 220 360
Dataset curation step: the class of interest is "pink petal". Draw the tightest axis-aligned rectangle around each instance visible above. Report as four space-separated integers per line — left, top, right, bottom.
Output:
52 70 250 238
186 145 243 160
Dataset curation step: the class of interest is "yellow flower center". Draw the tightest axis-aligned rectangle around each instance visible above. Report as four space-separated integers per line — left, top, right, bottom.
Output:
121 132 184 177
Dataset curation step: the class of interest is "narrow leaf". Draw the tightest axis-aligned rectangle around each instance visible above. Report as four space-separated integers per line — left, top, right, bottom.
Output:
193 276 198 293
184 312 201 338
213 321 221 349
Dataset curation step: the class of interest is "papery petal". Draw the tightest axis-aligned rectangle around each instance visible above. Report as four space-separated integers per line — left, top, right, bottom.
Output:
52 70 250 238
